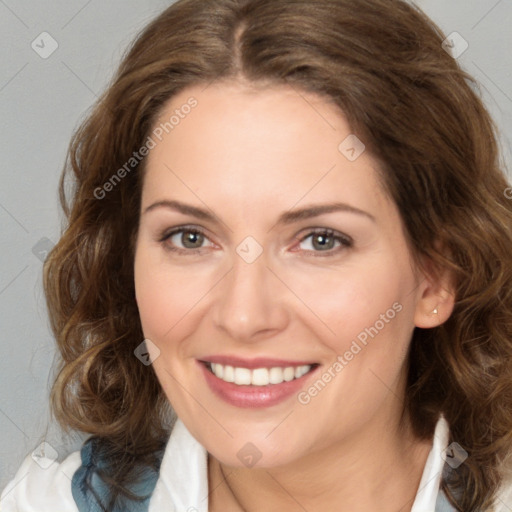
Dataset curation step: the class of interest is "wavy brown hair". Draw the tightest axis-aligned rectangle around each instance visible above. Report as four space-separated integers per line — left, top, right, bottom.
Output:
44 0 512 509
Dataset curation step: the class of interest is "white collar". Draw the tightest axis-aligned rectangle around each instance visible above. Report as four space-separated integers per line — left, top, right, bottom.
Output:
411 415 450 512
149 415 450 512
149 418 209 512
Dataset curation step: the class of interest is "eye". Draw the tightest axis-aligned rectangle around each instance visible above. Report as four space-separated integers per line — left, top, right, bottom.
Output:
294 228 353 256
158 226 214 254
158 225 353 257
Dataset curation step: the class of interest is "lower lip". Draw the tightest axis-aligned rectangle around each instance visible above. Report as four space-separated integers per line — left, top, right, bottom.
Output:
198 361 318 408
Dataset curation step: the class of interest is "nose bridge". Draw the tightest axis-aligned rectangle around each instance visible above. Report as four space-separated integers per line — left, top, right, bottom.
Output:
212 245 287 341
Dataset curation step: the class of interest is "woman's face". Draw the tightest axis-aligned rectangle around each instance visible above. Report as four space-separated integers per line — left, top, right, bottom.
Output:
134 81 441 468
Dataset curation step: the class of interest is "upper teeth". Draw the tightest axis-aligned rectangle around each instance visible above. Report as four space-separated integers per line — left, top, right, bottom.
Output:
209 363 312 386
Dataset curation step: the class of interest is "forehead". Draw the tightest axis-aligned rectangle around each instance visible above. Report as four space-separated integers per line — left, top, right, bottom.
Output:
141 81 393 225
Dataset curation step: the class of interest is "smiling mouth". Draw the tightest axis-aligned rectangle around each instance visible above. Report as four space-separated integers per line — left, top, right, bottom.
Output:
201 361 319 386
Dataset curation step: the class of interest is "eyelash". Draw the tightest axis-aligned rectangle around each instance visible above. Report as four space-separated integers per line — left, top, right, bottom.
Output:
158 225 353 257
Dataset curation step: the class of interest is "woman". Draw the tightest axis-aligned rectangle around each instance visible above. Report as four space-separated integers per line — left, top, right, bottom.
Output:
2 0 512 510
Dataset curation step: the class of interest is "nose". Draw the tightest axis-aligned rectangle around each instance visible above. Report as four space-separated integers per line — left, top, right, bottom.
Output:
211 248 289 343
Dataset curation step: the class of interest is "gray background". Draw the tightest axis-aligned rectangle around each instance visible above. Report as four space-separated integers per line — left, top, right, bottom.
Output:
1 0 511 491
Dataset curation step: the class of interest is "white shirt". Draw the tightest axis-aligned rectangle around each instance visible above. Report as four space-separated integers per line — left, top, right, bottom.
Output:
2 415 512 511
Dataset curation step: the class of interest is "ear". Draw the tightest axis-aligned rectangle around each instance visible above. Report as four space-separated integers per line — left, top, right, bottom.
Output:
413 253 456 329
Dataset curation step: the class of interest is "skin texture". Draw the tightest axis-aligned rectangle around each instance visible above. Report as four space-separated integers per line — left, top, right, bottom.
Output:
133 81 455 511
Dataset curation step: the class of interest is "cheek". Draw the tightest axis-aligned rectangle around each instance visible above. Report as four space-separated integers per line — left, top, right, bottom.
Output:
290 264 415 430
134 248 208 340
289 258 413 353
134 256 178 347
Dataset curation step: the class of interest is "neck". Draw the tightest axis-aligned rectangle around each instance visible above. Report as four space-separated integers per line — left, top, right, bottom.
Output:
208 405 434 512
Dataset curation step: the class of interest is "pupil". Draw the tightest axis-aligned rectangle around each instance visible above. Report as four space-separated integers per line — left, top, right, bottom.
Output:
314 234 333 250
184 231 202 248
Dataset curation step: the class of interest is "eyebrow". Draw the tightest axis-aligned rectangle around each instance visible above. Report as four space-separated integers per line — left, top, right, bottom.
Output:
143 199 375 224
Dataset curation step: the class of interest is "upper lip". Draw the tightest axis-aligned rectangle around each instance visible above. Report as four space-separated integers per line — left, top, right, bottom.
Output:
199 355 318 369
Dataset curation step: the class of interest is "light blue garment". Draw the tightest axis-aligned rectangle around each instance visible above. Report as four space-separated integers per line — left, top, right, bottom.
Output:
71 437 163 512
435 490 457 511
